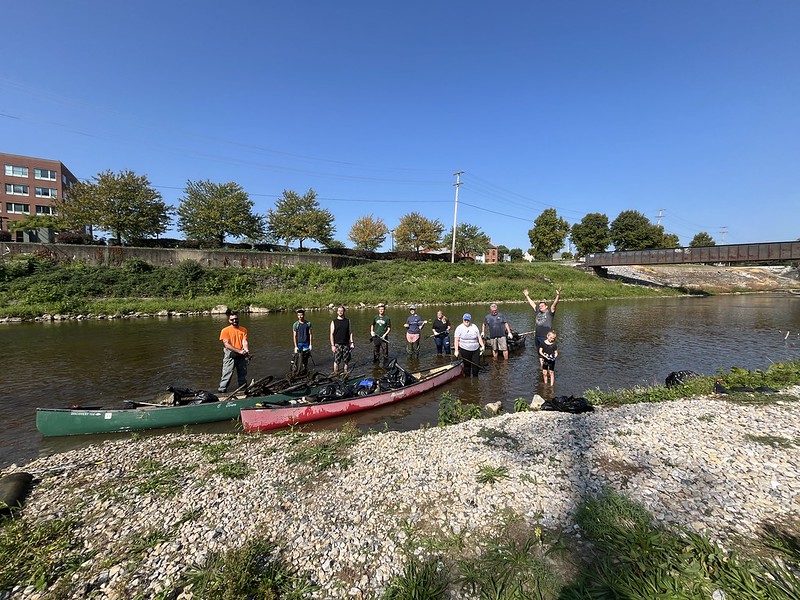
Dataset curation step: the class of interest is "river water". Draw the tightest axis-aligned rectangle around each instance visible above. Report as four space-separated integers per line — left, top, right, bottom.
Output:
2 295 799 469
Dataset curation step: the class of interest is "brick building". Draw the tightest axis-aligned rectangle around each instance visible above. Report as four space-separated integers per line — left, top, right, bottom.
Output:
1 152 78 241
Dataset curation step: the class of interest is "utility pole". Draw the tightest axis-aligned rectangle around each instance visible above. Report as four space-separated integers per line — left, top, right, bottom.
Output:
451 171 463 264
656 208 664 225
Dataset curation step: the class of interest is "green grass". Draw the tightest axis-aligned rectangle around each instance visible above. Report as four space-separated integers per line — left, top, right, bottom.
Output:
585 360 800 406
0 516 91 595
0 256 674 318
180 537 316 599
286 422 362 471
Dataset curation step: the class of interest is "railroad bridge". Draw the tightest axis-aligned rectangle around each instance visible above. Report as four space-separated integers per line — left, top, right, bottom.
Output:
584 240 800 267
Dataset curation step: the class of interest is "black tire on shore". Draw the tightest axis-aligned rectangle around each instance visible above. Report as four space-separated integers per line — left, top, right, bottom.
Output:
0 472 33 516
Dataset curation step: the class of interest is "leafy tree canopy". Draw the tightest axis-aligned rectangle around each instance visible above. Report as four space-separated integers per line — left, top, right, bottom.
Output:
265 188 335 250
348 214 389 251
570 212 610 257
442 223 492 259
689 232 716 247
662 232 681 248
8 214 68 233
394 212 444 253
176 180 265 246
509 248 523 261
609 210 663 251
528 208 570 261
58 170 172 243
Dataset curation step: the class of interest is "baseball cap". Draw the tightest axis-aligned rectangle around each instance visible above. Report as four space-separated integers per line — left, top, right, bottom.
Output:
296 308 305 314
463 313 472 320
409 305 416 310
377 303 385 307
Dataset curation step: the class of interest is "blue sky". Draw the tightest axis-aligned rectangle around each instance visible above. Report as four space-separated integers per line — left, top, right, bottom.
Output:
2 1 798 251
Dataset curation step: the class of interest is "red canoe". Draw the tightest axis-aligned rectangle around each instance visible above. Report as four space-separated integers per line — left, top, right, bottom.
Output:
241 361 462 432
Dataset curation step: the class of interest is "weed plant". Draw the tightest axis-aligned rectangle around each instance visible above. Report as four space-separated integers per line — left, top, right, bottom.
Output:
181 537 316 599
0 516 90 595
564 488 800 599
286 422 361 471
438 392 483 425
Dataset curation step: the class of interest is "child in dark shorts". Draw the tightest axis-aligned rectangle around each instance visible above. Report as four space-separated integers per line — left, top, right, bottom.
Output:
539 330 558 385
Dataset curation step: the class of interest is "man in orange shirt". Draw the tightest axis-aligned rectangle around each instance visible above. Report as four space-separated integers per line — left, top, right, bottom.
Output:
218 312 250 393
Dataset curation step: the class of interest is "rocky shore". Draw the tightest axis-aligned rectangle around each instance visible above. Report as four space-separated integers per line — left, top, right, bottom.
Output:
4 389 800 599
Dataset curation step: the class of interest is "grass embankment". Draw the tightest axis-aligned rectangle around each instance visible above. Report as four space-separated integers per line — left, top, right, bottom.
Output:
0 256 677 319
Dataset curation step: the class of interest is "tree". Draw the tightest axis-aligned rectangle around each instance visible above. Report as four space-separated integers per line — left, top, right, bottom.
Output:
661 231 681 248
8 214 67 233
176 180 265 246
690 232 716 247
570 213 610 257
442 223 492 259
528 208 570 261
496 244 510 260
609 210 663 251
394 212 444 253
509 248 523 261
58 170 171 243
265 189 335 250
348 214 389 251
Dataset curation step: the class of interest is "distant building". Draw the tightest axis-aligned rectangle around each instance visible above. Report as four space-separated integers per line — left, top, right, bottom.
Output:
1 152 78 241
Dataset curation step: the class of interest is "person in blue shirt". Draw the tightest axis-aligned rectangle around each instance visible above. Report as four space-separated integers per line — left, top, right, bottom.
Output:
404 305 427 357
291 308 313 376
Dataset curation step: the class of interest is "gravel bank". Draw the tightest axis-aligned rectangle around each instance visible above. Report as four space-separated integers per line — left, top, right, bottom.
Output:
5 389 800 599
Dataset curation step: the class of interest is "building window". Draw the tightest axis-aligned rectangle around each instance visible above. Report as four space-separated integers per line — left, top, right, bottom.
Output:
5 183 29 196
4 164 29 177
36 205 56 215
34 168 58 180
6 202 30 214
35 187 58 198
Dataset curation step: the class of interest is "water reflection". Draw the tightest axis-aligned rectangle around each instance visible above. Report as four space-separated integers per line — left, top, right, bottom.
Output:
1 295 798 468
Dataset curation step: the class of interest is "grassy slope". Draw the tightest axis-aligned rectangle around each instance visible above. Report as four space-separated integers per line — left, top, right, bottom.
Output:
0 258 677 319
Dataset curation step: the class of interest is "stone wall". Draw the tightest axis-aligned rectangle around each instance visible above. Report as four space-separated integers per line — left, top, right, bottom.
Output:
2 242 369 269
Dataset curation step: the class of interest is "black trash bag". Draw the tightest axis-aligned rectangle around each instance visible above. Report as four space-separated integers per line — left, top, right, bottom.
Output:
168 387 219 406
540 395 594 414
316 381 355 401
665 370 700 388
379 363 416 390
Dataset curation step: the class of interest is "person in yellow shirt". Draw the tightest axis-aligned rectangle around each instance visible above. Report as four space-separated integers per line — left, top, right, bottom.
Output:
218 312 250 393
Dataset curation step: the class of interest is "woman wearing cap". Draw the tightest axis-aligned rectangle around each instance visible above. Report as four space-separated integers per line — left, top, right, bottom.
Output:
454 313 485 377
403 305 426 357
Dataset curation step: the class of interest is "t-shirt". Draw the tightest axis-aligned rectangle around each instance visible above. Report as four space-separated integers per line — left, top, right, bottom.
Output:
220 325 248 352
432 317 450 335
535 309 555 338
484 312 508 338
455 323 482 351
406 314 425 334
372 315 391 338
540 340 558 361
293 320 312 345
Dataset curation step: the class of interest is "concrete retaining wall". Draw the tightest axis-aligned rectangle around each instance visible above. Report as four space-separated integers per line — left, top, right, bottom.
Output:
2 242 369 269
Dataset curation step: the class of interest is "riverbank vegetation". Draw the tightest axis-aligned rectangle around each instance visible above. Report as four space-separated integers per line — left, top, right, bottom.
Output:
0 255 676 319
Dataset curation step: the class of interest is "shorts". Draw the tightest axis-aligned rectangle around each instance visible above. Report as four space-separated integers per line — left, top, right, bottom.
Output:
333 344 351 365
542 359 556 371
489 336 508 352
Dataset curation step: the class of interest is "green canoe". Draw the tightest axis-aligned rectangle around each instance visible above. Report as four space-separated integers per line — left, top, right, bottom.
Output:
35 387 312 437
